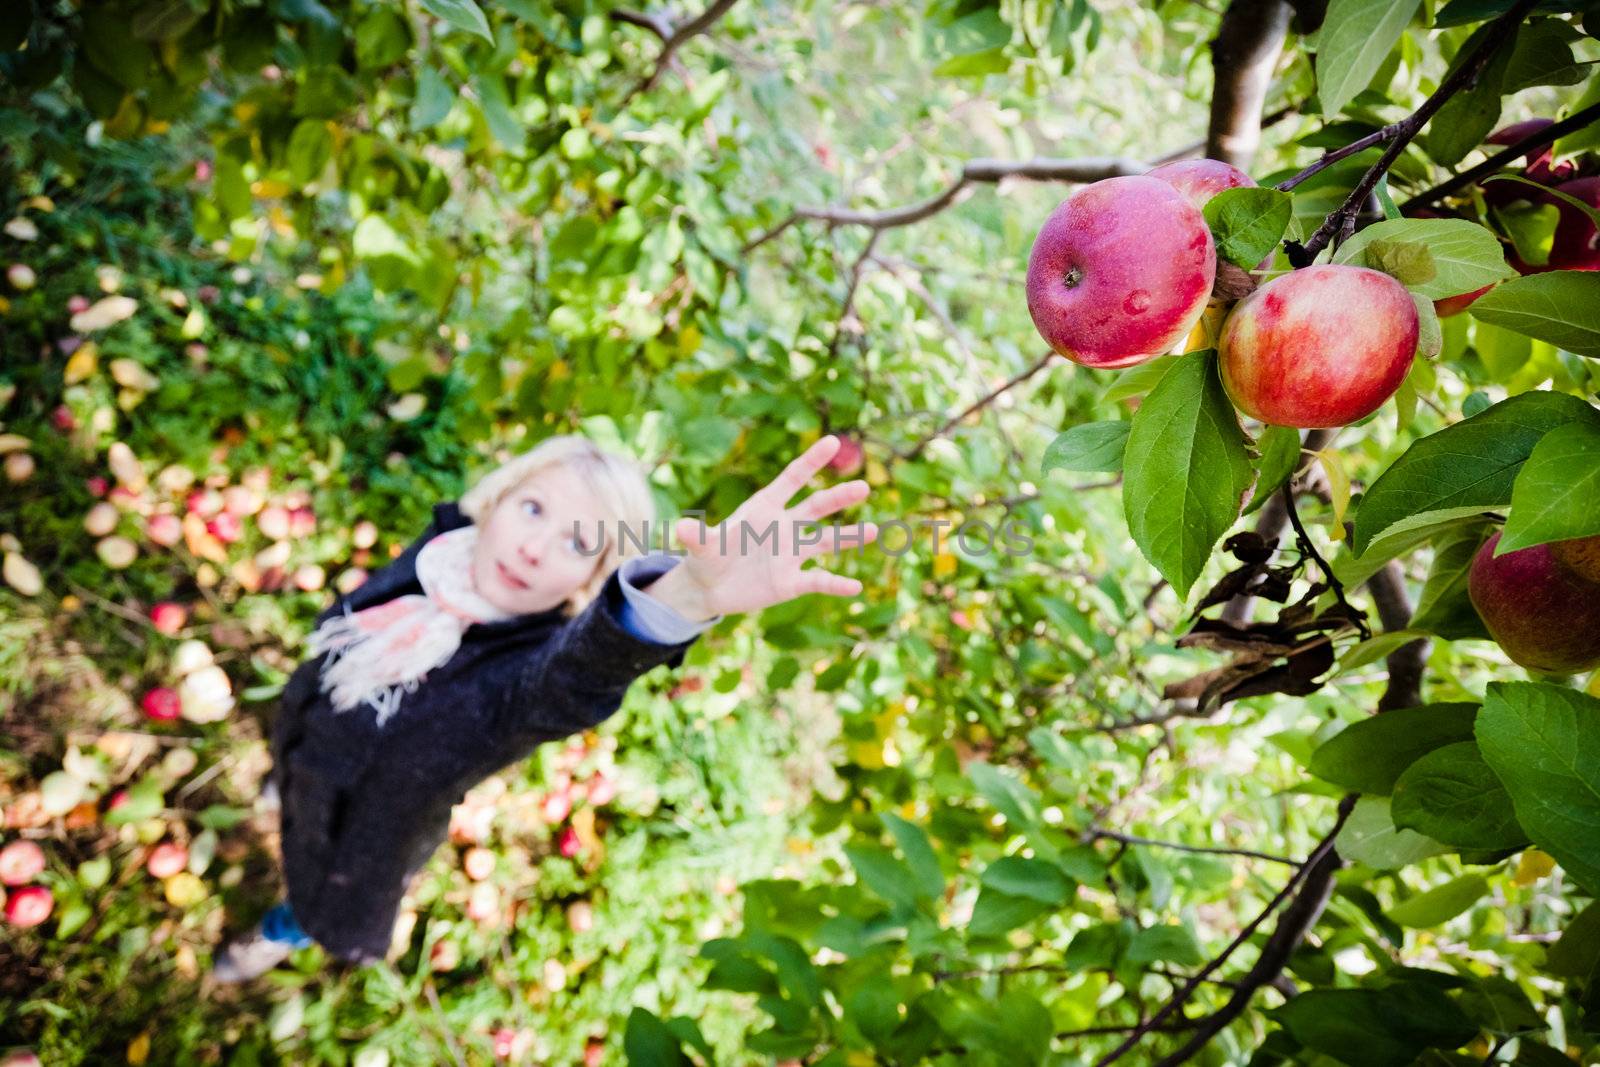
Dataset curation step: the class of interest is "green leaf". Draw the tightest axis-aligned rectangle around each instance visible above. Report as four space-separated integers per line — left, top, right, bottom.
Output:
623 1007 692 1067
1500 419 1600 552
843 843 922 912
978 856 1071 905
1310 703 1480 795
285 119 333 186
105 778 164 826
419 0 492 42
1384 873 1490 927
1425 23 1514 167
967 886 1052 937
1316 0 1423 119
932 46 1010 77
1350 391 1600 555
1470 271 1600 357
1433 0 1588 25
1201 187 1293 270
883 813 944 901
475 72 523 150
1126 924 1205 966
1273 985 1475 1067
1410 522 1493 640
1331 218 1513 299
1042 421 1129 475
1547 900 1600 978
1487 174 1600 232
1502 18 1587 93
1391 742 1529 850
1103 354 1178 404
1121 350 1253 599
1244 425 1301 516
1335 797 1450 869
1477 682 1600 894
411 66 453 130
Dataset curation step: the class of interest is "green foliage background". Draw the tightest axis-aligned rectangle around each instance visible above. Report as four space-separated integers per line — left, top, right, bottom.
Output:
2 0 1600 1064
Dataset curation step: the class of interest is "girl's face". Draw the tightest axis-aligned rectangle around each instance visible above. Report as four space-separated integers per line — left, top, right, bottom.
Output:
470 464 609 616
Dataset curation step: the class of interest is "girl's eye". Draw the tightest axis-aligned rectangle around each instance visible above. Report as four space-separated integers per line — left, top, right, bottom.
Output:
521 498 542 518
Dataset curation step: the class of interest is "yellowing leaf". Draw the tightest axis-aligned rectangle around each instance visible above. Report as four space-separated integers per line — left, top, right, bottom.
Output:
64 342 100 384
1314 449 1352 542
932 552 957 578
127 1031 151 1065
70 295 138 333
1514 848 1557 886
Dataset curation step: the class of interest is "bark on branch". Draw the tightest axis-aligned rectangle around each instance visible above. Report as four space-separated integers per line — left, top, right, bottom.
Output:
1206 0 1294 169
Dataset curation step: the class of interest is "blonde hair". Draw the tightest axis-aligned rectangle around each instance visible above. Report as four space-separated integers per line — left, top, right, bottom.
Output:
459 434 659 616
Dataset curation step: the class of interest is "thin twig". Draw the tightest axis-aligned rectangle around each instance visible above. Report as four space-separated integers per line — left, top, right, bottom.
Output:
1400 99 1600 213
1084 829 1300 867
1291 0 1541 263
897 352 1061 460
614 0 742 102
1279 482 1370 641
1092 795 1358 1067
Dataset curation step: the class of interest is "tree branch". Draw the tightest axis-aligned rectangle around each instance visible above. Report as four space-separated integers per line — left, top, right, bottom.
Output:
1399 99 1600 213
1206 1 1294 169
895 351 1062 461
1147 830 1346 1067
743 156 1148 249
613 0 742 101
1085 829 1300 867
1091 795 1358 1067
1289 0 1541 264
1365 560 1430 712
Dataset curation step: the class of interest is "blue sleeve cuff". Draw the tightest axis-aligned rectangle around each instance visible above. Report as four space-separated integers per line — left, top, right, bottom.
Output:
615 552 722 645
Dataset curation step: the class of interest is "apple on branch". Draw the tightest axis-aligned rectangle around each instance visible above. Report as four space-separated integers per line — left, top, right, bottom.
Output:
1026 175 1217 369
1469 532 1600 674
1218 265 1419 429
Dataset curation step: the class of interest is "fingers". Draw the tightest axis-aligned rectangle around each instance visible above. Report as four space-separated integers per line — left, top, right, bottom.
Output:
795 567 864 598
798 521 879 560
758 435 842 509
792 479 869 522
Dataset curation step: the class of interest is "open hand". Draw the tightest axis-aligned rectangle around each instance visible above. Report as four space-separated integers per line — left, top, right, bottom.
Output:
642 435 880 621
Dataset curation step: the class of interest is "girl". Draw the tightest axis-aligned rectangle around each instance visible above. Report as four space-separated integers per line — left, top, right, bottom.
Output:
211 433 879 981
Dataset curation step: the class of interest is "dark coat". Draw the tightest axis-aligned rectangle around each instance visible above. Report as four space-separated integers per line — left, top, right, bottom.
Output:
268 499 701 963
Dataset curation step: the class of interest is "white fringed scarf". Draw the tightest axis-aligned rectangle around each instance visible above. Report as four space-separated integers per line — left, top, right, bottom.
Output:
306 525 515 727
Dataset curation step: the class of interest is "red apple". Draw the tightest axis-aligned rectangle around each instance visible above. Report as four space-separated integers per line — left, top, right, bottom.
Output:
0 1052 43 1067
557 826 581 858
256 505 291 540
146 841 188 879
1218 265 1419 428
50 405 75 431
141 687 181 722
1551 534 1600 584
145 513 182 547
462 847 495 881
86 476 110 498
5 885 52 927
1469 531 1600 674
1486 119 1576 187
186 489 223 519
586 772 616 808
1026 175 1217 369
1145 158 1255 210
1433 284 1494 318
429 938 460 972
827 434 863 476
542 789 572 825
289 507 317 538
207 512 242 543
1547 177 1600 271
584 1039 605 1067
0 840 46 886
66 294 91 315
492 1028 516 1060
149 601 187 635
